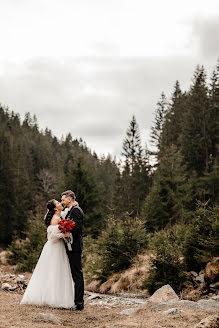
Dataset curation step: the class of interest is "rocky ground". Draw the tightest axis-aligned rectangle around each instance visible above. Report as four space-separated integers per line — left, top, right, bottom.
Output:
0 265 219 328
0 289 219 328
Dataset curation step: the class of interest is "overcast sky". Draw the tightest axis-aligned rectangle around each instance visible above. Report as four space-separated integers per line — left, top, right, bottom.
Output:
0 0 218 157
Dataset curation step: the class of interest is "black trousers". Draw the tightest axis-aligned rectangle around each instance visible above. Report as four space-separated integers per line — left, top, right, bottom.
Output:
66 250 84 306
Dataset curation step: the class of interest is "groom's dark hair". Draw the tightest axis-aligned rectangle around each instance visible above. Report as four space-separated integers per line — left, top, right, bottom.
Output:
62 190 76 200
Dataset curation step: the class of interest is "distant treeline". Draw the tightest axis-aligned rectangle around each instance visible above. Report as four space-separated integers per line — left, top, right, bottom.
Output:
1 61 218 292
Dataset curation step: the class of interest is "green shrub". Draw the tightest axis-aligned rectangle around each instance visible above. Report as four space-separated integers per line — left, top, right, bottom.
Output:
8 213 47 272
82 234 100 281
143 224 187 294
85 215 148 282
183 203 219 272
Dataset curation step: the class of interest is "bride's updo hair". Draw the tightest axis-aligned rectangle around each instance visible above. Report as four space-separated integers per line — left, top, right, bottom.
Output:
44 199 56 227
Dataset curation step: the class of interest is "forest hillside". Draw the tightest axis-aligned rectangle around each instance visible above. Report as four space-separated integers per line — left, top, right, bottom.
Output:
0 61 218 297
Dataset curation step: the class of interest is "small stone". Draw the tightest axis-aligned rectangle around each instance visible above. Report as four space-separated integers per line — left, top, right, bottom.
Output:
88 294 102 300
9 274 15 279
18 274 25 279
191 271 198 277
162 308 181 315
209 282 219 290
2 274 11 282
1 283 12 290
33 313 61 325
9 286 17 291
195 273 205 283
16 275 25 283
119 308 136 315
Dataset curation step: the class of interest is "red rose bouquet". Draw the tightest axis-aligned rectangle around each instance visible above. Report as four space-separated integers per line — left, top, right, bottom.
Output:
58 219 76 250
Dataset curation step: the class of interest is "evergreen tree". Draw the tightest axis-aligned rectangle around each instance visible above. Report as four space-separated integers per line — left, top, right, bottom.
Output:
92 215 147 281
96 154 119 213
183 202 219 272
144 225 186 294
181 66 210 174
208 60 219 166
122 115 143 171
119 116 150 216
64 156 105 237
0 133 16 245
142 145 188 232
161 81 185 149
150 92 168 156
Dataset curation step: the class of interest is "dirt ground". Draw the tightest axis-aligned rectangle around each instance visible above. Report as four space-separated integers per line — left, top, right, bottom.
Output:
0 263 218 328
0 290 217 328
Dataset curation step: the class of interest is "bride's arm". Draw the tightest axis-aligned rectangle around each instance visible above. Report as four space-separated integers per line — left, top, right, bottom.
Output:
49 226 65 241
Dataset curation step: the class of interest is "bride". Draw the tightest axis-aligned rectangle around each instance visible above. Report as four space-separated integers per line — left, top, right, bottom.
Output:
21 199 74 308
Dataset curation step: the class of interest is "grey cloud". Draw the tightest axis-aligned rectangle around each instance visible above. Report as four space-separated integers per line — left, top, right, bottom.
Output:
192 16 219 59
0 56 215 157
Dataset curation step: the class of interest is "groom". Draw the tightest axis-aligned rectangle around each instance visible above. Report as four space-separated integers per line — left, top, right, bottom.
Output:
61 190 84 311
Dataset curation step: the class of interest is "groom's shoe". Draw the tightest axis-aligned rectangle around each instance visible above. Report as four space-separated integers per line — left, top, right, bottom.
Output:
74 304 84 311
69 304 84 311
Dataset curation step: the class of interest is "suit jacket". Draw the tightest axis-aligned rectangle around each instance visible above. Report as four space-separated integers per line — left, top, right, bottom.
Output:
66 205 84 252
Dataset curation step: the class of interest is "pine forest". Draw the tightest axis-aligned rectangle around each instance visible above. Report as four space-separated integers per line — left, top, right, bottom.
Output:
0 61 218 296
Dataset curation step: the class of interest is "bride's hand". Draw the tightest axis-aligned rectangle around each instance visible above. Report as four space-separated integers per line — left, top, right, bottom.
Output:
64 232 71 237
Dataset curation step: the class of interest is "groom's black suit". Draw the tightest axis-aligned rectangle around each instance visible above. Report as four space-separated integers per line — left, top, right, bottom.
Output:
65 205 84 309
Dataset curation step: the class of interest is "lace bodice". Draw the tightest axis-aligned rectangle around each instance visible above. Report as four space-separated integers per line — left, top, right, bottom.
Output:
47 225 64 242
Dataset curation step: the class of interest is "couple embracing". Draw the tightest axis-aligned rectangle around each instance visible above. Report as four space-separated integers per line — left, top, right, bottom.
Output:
21 190 84 311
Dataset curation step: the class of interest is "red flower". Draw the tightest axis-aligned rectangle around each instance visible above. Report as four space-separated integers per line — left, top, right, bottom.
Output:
58 219 76 233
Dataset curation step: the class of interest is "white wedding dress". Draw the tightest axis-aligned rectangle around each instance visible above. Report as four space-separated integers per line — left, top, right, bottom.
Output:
21 225 74 308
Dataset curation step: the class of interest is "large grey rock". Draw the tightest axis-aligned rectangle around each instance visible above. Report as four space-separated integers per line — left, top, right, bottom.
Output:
162 307 181 315
193 315 219 328
33 313 61 325
149 285 179 304
152 299 219 312
196 299 219 311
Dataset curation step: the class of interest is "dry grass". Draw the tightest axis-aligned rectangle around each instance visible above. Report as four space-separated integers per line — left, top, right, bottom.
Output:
0 290 217 328
99 274 121 294
109 253 151 294
1 257 218 328
85 279 102 293
86 252 151 295
0 251 9 266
